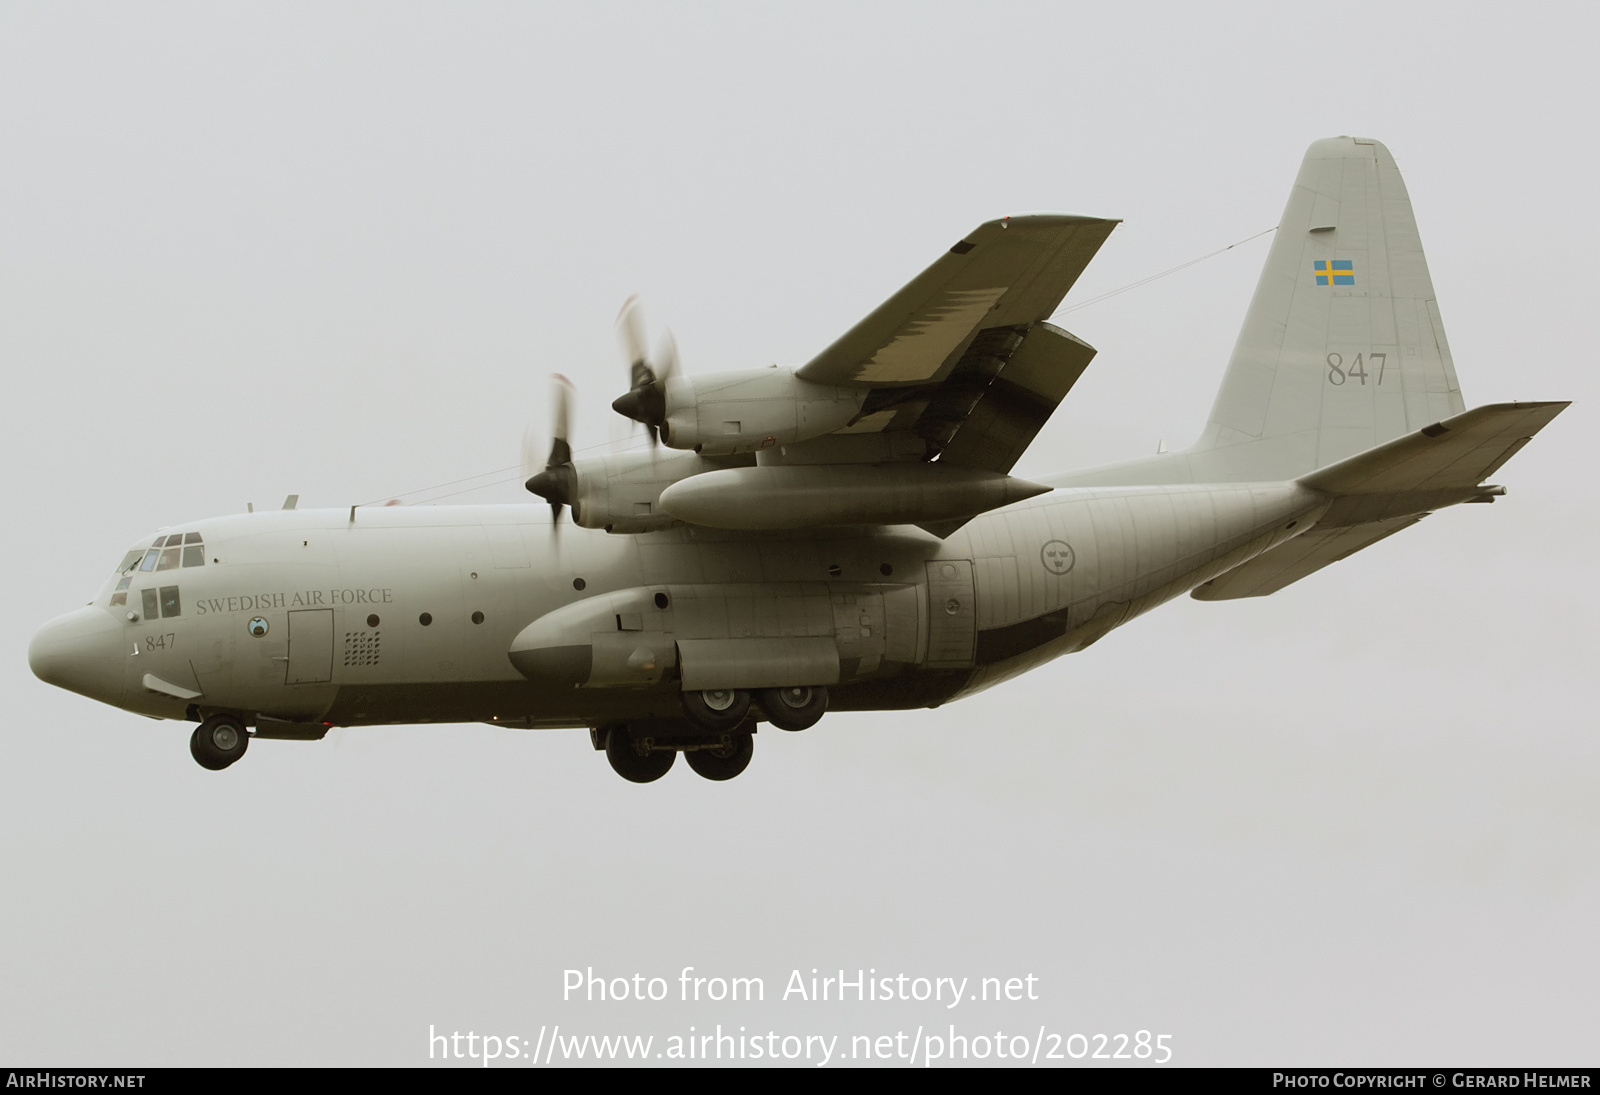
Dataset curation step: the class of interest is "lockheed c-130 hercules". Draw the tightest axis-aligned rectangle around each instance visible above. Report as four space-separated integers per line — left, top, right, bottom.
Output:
29 137 1567 782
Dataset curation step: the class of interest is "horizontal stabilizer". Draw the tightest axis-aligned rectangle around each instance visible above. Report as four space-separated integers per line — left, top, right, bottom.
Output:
1193 400 1567 600
1192 515 1422 600
1302 401 1568 526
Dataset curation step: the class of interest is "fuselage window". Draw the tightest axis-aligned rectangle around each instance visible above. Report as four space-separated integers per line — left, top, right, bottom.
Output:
156 548 181 571
159 586 181 618
141 588 159 618
139 549 160 572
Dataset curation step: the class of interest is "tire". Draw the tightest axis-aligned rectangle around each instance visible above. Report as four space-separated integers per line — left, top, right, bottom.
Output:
684 731 754 781
190 715 249 770
680 688 751 733
755 685 829 731
604 727 676 783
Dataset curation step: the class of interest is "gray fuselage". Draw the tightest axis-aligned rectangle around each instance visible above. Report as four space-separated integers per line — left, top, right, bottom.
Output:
33 480 1321 732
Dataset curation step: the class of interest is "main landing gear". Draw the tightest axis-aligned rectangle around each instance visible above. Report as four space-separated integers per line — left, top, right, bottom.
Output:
597 722 755 783
595 686 830 783
190 714 249 770
681 686 829 733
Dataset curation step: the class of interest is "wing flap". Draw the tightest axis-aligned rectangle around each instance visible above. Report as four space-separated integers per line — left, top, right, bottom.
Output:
936 322 1097 475
797 214 1118 389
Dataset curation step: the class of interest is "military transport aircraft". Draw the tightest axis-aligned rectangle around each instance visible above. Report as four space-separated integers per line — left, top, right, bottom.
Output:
29 137 1567 782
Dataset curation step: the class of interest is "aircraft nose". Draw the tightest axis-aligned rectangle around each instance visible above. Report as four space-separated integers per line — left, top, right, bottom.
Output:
29 606 126 705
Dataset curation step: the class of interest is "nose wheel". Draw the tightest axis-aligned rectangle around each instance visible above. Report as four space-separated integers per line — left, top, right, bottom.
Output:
190 715 249 770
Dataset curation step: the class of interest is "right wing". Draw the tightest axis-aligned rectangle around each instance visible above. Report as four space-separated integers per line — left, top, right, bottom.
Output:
796 214 1116 477
798 213 1118 390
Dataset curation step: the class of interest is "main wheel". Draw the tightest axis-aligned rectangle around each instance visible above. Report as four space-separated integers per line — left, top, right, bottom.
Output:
684 731 754 781
190 715 249 770
756 685 829 731
604 727 676 783
680 688 751 733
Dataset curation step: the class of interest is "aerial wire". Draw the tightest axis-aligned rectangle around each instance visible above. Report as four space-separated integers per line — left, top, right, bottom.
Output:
364 225 1278 507
1056 225 1276 315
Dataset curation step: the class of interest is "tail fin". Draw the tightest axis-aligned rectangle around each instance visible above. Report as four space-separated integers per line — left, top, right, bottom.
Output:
1193 135 1465 479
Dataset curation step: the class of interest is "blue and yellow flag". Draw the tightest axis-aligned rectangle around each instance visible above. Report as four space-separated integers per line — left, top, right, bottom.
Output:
1314 259 1354 286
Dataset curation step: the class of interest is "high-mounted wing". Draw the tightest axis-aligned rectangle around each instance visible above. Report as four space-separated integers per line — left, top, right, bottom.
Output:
796 214 1117 469
799 214 1118 389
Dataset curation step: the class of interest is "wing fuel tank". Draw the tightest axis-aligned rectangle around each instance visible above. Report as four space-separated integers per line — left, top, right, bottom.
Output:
657 464 1050 530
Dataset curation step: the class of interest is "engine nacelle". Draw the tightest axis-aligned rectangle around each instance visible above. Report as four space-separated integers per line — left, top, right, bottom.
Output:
567 450 732 534
660 367 866 455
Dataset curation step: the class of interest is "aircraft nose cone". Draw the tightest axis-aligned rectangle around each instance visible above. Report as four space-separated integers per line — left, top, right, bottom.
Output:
29 606 125 705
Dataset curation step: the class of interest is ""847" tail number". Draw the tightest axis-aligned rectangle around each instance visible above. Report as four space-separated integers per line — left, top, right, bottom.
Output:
1327 351 1388 386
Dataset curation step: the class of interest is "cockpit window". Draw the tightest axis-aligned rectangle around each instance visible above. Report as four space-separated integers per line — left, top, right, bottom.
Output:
141 588 159 618
125 534 204 574
159 586 181 618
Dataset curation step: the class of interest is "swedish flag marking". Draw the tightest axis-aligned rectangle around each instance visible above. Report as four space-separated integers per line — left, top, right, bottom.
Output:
1314 259 1354 286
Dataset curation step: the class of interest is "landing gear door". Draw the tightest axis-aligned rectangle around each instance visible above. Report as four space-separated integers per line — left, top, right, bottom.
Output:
285 609 334 684
923 559 976 667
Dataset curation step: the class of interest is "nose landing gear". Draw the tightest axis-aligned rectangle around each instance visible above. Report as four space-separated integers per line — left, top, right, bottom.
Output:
190 715 249 770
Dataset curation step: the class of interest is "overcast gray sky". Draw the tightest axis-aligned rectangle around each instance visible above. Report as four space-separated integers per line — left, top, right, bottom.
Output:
3 2 1596 1067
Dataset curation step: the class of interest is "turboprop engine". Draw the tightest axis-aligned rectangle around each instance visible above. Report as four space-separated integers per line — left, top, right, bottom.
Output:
559 449 722 534
607 297 867 456
651 366 866 455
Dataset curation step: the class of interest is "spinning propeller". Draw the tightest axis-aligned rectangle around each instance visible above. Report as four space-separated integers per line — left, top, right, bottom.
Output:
524 374 577 528
609 295 678 446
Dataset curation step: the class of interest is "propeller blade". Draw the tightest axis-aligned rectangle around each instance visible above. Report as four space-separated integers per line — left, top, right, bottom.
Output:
616 295 652 389
610 299 673 445
526 375 578 530
655 329 679 386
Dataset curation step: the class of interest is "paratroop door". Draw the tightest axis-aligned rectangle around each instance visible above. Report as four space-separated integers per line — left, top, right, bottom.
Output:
923 559 976 667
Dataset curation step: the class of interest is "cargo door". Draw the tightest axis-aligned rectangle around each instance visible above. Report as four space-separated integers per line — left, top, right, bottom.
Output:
923 559 976 667
285 609 334 684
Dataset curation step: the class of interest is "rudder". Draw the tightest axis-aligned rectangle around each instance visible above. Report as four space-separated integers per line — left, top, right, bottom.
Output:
1193 136 1466 479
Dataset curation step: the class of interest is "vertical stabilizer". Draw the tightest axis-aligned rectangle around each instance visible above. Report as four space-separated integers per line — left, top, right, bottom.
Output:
1193 136 1465 479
